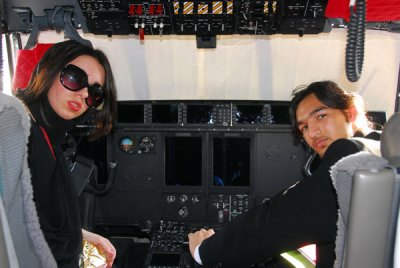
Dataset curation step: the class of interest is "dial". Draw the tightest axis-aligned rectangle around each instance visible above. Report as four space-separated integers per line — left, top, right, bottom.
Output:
179 194 188 203
119 137 135 153
139 136 155 153
177 206 189 218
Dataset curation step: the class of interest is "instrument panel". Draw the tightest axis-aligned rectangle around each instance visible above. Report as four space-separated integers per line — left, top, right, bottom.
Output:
80 0 329 36
95 100 304 227
117 100 291 128
78 0 328 36
4 0 329 38
77 100 309 267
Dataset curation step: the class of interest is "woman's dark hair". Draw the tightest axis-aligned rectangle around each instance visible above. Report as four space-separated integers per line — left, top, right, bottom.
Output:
289 80 371 139
16 40 117 139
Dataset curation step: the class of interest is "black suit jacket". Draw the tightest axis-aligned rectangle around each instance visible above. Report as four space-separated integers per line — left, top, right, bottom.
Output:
199 136 379 268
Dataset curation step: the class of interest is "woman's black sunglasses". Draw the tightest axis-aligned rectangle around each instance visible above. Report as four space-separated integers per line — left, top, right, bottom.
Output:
60 64 105 110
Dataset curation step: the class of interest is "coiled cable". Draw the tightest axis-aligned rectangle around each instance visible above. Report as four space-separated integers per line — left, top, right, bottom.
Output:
346 0 366 82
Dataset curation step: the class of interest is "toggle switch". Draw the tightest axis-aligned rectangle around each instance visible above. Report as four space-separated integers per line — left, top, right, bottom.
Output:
139 28 145 40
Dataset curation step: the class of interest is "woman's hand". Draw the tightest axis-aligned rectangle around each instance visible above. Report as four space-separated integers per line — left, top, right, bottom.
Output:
82 229 116 268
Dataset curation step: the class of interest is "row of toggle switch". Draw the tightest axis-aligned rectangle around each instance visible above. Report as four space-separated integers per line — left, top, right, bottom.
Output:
134 21 165 29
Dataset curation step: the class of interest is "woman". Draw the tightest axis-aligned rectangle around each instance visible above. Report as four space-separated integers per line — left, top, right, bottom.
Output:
16 40 117 267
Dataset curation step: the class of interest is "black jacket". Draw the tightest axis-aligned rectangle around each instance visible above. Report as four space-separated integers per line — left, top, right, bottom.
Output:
199 135 380 268
27 99 82 267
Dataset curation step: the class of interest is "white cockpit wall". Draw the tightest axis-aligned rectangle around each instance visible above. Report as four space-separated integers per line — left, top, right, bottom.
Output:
19 28 400 117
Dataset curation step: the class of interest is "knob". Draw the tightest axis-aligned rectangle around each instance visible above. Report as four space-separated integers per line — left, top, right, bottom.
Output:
180 194 188 203
178 206 189 218
218 210 224 223
167 195 176 203
191 195 200 203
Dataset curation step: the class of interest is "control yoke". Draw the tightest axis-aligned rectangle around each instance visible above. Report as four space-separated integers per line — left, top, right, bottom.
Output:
71 155 117 196
84 160 118 196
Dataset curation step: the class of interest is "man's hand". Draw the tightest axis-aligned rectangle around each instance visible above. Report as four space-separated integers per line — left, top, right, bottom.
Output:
82 229 116 268
188 229 215 258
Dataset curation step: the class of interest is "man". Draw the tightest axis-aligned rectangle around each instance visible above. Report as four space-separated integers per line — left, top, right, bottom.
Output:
188 81 380 267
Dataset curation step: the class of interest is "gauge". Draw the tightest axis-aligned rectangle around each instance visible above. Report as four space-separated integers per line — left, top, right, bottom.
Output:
139 136 155 153
119 137 135 153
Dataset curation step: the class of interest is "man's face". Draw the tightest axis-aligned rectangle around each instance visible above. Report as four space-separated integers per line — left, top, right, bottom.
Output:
295 93 354 158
